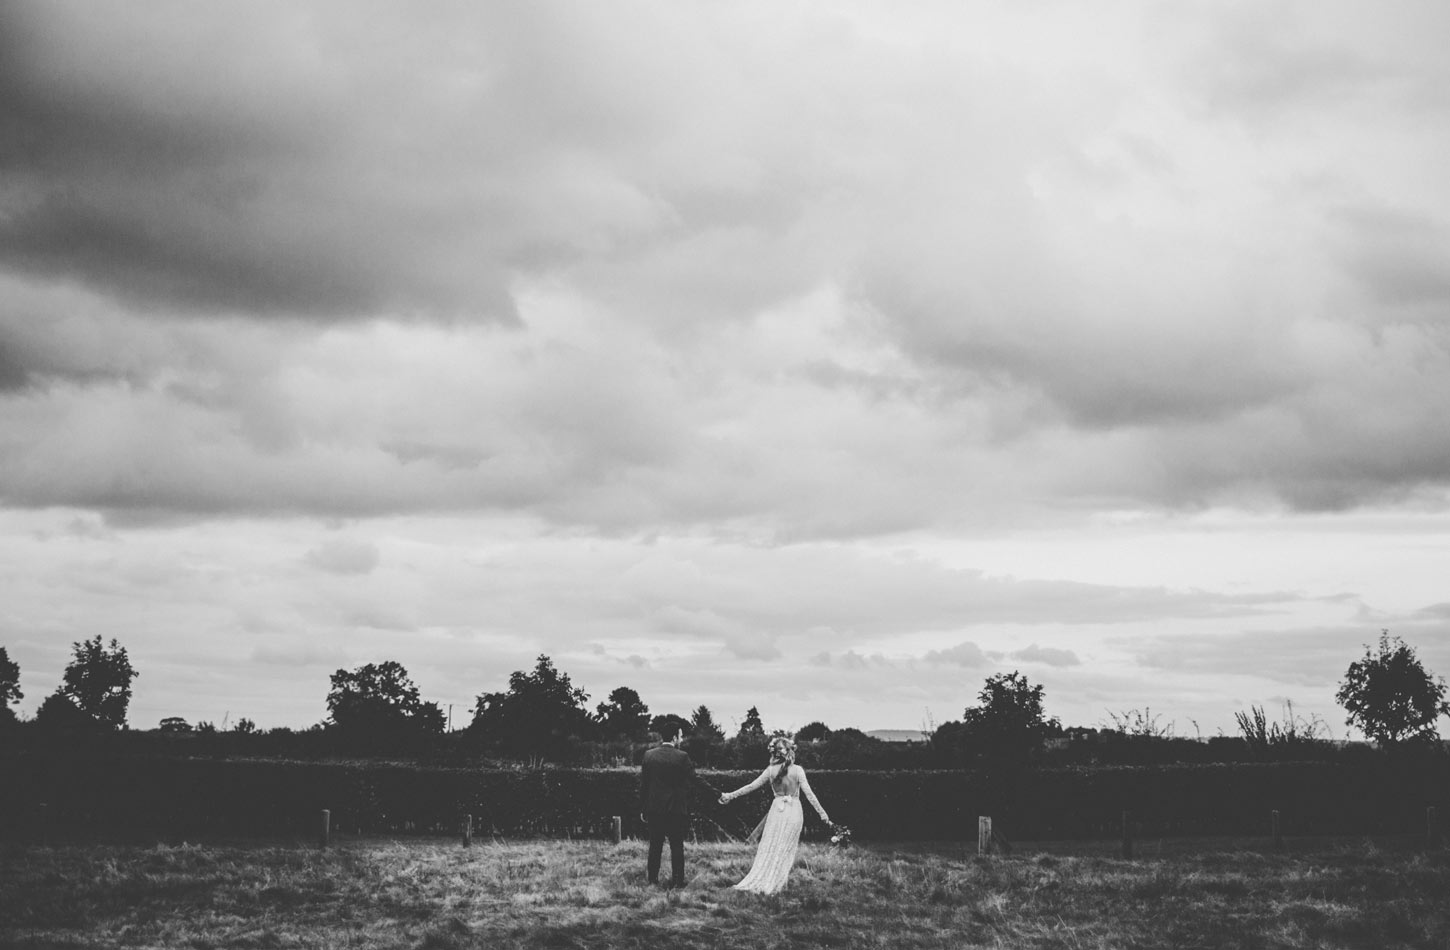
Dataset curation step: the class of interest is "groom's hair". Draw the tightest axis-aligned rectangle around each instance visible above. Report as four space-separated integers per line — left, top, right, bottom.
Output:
661 723 687 742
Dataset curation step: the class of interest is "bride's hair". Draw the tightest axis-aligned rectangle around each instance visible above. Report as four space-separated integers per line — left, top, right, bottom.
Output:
767 735 796 789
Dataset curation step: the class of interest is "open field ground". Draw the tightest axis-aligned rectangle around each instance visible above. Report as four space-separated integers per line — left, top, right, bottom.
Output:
3 837 1448 949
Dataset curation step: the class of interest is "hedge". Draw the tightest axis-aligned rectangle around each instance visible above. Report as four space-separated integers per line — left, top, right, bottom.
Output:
1 753 1445 843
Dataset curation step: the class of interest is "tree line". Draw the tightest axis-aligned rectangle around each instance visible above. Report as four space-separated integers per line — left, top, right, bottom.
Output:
2 631 1447 769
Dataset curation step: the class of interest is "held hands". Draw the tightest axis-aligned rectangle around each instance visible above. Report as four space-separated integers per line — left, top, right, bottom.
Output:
718 793 728 805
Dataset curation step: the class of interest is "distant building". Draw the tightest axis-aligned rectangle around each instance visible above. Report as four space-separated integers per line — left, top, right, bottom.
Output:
866 729 929 744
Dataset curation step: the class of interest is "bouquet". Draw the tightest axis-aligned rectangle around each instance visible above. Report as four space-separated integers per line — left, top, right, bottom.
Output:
829 822 852 848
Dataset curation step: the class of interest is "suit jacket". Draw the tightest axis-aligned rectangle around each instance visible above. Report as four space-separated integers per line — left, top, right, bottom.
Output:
639 743 711 817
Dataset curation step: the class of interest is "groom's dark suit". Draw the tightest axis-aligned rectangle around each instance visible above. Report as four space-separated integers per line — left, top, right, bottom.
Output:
639 740 713 887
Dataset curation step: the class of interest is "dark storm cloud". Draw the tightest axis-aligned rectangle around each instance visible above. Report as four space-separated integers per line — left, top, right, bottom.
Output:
0 2 527 322
2 0 1449 535
0 188 412 319
0 334 29 391
0 279 194 392
0 16 345 317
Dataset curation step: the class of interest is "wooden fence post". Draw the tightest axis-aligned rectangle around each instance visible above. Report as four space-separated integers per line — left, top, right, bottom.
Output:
320 809 331 849
977 817 992 856
1272 810 1283 851
612 816 623 845
461 814 473 848
1121 810 1133 859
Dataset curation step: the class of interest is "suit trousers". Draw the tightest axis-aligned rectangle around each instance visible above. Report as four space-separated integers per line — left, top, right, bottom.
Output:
646 812 688 885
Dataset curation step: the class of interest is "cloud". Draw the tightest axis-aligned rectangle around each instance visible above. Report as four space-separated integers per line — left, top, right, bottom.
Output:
923 642 988 668
1007 644 1082 667
337 602 414 633
1180 9 1397 123
5 498 1439 736
810 650 890 671
2 2 1450 530
0 1 865 327
1329 204 1450 309
0 2 530 321
304 539 380 575
650 604 780 660
721 633 783 662
1130 626 1369 687
251 640 346 668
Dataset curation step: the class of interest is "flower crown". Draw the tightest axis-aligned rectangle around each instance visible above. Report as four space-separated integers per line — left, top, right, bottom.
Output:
768 735 797 763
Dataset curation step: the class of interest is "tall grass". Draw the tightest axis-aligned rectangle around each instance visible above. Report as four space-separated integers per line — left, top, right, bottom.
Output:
3 837 1447 948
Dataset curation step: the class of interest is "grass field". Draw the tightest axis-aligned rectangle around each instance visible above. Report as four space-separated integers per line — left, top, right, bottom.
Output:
3 836 1447 949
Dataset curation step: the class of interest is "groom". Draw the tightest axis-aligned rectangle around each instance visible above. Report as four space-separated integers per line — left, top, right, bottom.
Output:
639 724 716 888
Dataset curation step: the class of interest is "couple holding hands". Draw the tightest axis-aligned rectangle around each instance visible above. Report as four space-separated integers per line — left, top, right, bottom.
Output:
639 729 833 895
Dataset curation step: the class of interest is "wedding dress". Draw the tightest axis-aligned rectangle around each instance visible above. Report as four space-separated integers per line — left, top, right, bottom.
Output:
722 764 830 895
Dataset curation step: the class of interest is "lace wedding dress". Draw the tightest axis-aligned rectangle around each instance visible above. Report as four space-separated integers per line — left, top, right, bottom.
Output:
722 764 830 895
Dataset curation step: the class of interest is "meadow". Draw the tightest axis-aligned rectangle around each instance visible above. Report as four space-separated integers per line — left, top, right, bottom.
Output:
3 836 1447 949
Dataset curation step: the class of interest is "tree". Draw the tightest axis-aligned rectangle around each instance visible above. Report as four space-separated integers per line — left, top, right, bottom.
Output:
471 655 592 762
929 719 970 766
690 705 725 742
720 706 769 768
737 706 765 740
326 661 445 741
0 646 21 721
60 636 137 730
954 670 1061 765
795 721 832 743
683 705 725 766
594 686 651 740
811 727 888 768
159 716 193 734
649 713 692 740
1336 631 1450 745
34 691 94 731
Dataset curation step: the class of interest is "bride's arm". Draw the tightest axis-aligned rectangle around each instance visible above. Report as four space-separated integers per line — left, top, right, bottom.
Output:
719 768 771 802
798 768 830 824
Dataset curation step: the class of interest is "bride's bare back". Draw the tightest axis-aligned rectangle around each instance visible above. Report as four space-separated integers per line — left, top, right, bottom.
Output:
738 764 829 820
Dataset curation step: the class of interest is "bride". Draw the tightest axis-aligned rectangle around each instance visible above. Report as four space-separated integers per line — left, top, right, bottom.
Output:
718 735 832 894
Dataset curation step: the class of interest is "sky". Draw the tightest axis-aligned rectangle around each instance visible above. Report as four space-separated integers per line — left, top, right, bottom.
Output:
2 0 1449 741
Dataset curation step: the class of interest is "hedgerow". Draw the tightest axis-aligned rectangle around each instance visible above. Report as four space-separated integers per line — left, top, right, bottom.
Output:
1 753 1444 843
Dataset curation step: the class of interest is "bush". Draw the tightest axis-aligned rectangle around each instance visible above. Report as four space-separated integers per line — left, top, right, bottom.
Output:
2 753 1446 845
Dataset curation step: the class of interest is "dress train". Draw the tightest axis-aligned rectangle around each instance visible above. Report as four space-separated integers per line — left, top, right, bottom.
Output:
732 796 804 895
